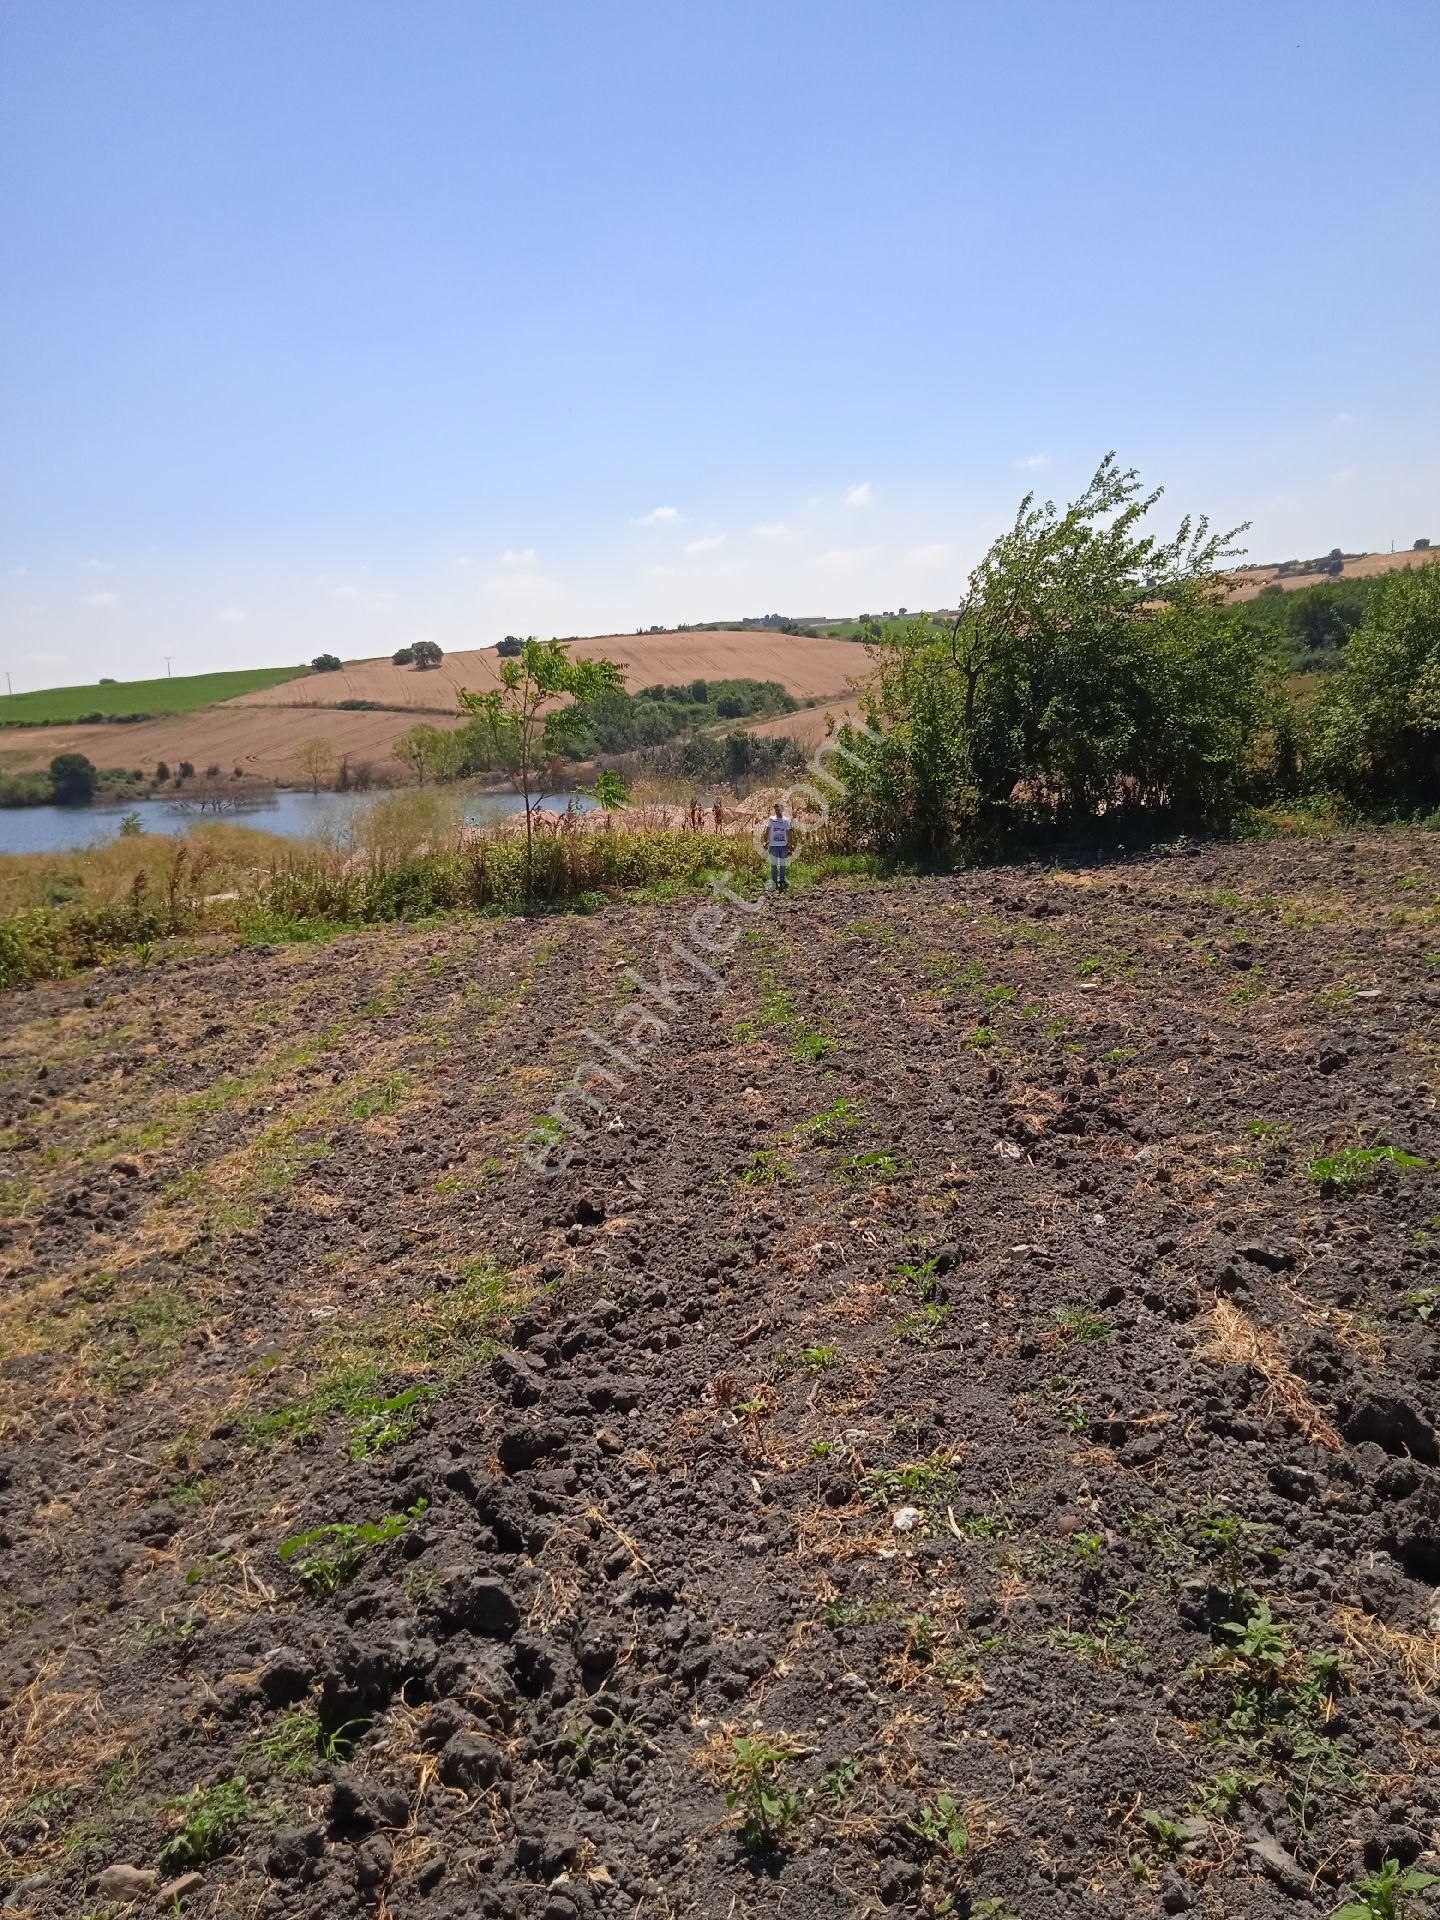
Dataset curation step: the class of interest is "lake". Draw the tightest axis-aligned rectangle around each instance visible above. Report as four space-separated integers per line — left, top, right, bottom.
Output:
0 788 595 856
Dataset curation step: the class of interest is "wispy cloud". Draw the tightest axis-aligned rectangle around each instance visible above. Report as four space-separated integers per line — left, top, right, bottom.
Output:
844 482 873 508
1330 466 1356 487
751 520 793 541
906 542 954 569
500 547 539 569
1331 410 1361 428
215 605 247 625
80 589 118 608
813 545 880 572
1013 452 1051 470
634 504 679 526
684 533 726 555
83 557 113 572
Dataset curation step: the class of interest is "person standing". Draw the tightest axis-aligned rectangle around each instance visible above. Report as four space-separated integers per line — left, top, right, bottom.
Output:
766 803 792 891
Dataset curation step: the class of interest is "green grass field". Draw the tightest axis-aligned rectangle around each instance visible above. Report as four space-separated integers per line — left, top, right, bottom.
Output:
0 664 308 727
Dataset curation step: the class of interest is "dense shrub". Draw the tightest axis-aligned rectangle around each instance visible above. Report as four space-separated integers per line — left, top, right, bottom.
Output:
833 456 1267 850
1313 561 1440 807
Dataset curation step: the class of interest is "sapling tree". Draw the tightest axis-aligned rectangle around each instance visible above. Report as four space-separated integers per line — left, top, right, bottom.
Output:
457 638 625 894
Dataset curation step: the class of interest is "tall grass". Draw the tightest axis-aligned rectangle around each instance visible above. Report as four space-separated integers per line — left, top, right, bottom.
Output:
0 808 766 989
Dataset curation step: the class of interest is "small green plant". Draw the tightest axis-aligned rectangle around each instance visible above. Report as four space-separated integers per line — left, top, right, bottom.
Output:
1222 1598 1291 1674
839 1148 904 1181
1332 1859 1440 1920
1242 1118 1289 1141
725 1733 802 1853
1308 1145 1427 1191
1070 1530 1104 1564
1189 1768 1264 1818
908 1793 968 1859
860 1454 959 1510
792 1097 862 1145
737 1148 795 1188
797 1344 843 1373
1142 1809 1184 1857
279 1501 426 1596
820 1755 861 1810
1104 1046 1137 1064
1054 1305 1111 1343
159 1777 252 1868
896 1299 951 1346
1405 1287 1438 1323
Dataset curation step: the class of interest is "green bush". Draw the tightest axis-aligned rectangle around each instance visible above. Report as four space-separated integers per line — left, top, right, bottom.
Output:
833 455 1267 850
1313 561 1440 807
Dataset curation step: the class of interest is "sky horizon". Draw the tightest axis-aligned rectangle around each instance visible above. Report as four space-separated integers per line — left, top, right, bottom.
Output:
2 0 1437 693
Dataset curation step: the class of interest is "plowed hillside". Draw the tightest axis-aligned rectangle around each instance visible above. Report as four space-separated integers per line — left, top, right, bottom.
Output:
230 629 866 714
1228 546 1438 599
0 631 867 782
0 706 432 784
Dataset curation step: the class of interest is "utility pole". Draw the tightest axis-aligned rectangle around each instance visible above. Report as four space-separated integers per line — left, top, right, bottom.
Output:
164 656 173 678
4 672 11 696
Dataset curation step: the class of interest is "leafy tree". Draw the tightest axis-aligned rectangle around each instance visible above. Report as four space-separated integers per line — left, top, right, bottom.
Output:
458 638 624 893
50 752 97 804
392 646 416 666
689 677 709 703
311 653 343 672
155 760 171 783
496 636 524 657
1314 559 1440 806
178 760 195 779
293 735 338 793
834 454 1259 849
393 722 464 784
411 640 444 670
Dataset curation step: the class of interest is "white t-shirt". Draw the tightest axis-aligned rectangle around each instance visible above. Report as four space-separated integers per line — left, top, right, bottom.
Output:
767 817 790 852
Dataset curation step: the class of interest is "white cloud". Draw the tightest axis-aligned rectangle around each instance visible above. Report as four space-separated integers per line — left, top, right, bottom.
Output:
453 555 475 569
1013 452 1051 470
331 583 360 600
635 505 679 525
906 542 954 569
216 605 247 625
684 534 726 555
751 520 793 540
1331 410 1361 428
844 482 873 508
1330 466 1356 487
83 557 113 571
500 547 539 569
80 590 118 608
812 545 880 572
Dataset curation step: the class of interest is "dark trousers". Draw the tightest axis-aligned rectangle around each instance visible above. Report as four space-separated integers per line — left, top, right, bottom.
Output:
770 855 788 889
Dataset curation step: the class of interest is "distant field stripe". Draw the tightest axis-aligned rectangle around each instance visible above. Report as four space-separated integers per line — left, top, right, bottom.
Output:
0 665 310 726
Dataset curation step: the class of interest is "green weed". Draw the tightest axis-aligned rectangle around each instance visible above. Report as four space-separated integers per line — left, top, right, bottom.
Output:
159 1777 253 1869
724 1733 802 1853
279 1501 426 1596
1308 1145 1427 1191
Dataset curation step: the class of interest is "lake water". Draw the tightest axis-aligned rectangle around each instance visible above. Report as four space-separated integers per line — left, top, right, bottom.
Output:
0 788 595 856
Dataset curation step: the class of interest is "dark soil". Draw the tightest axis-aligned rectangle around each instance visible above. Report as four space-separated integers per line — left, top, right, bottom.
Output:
2 831 1439 1919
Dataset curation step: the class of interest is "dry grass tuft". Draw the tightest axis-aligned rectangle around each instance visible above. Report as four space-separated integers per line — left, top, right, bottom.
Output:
1336 1606 1440 1698
1201 1296 1342 1450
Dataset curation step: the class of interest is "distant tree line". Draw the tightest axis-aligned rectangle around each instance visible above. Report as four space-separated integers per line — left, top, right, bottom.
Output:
391 676 797 784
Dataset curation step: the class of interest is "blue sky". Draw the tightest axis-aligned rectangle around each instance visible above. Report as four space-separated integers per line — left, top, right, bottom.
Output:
2 0 1436 689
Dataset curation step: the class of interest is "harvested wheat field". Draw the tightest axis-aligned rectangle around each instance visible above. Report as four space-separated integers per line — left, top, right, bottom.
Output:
231 631 868 716
1 831 1438 1918
0 631 867 784
1227 548 1440 601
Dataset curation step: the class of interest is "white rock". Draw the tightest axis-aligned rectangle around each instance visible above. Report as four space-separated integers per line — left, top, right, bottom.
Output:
893 1506 923 1533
